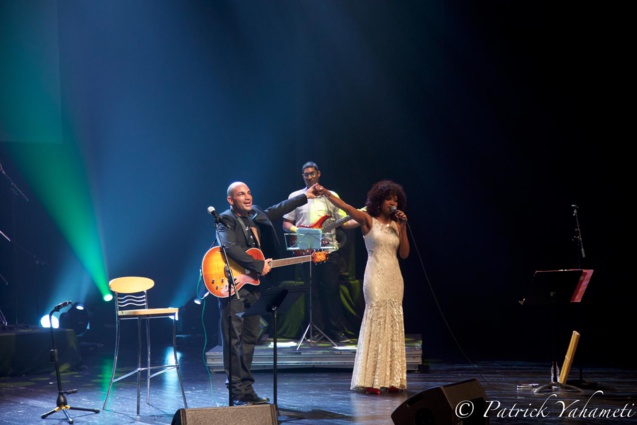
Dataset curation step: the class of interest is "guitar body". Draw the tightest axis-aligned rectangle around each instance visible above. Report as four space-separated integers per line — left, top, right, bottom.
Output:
202 247 263 298
202 246 327 298
304 215 333 229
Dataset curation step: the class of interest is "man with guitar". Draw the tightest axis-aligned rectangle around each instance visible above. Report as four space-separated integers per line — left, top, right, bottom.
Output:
283 162 359 344
213 181 321 406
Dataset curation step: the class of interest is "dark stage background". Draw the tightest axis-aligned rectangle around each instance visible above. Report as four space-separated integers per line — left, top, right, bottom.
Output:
1 1 632 367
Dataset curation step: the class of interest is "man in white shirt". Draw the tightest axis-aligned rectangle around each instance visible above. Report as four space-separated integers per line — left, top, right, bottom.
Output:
283 161 357 344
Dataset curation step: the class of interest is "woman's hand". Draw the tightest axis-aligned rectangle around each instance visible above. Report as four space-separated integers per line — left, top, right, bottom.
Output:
394 208 407 223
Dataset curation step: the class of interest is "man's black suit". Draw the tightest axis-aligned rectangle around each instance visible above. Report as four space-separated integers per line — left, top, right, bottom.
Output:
216 193 308 401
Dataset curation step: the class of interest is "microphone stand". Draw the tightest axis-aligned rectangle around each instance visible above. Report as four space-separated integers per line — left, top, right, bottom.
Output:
572 205 586 265
210 214 240 407
41 303 100 423
571 204 591 387
1 163 28 325
0 162 30 202
0 230 9 329
0 228 10 242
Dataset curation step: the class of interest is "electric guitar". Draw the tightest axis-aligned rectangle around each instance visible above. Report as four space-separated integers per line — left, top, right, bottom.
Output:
201 246 327 298
293 207 366 256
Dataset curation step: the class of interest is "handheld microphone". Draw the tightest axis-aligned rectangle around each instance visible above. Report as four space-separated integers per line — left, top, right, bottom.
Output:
207 206 221 222
390 206 406 221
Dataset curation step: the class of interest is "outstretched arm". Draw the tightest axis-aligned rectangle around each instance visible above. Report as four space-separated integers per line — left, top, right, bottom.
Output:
281 183 321 233
320 187 372 235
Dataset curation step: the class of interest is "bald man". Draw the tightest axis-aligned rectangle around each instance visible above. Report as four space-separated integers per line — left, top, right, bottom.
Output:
215 181 320 406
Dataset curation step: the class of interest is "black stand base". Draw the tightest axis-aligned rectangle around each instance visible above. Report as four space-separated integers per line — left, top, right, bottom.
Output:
534 381 584 394
531 361 584 394
41 307 100 424
41 391 100 423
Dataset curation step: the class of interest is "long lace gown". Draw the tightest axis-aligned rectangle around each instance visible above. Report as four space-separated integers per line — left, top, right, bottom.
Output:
351 217 407 391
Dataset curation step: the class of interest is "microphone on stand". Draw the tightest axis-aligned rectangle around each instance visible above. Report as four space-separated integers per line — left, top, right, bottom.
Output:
571 204 579 216
207 206 221 222
51 300 72 313
571 204 586 259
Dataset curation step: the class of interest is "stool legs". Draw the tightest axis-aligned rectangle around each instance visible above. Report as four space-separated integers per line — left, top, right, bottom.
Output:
171 318 188 408
102 318 121 410
103 315 187 415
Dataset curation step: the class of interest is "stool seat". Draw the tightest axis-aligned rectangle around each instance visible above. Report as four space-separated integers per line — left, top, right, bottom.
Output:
118 307 179 317
102 276 187 416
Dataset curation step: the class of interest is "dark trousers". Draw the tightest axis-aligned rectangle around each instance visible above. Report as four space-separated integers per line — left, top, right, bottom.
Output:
218 287 261 398
302 252 344 336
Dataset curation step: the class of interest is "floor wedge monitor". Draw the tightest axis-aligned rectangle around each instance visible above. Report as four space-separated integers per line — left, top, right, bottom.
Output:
172 404 277 425
391 378 489 425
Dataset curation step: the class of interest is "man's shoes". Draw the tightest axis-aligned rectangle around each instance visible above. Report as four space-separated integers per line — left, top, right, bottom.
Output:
240 392 270 405
328 331 351 344
232 399 248 406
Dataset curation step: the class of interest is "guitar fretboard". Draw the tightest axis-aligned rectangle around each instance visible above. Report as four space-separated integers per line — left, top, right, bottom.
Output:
271 255 313 268
322 207 364 232
322 215 350 233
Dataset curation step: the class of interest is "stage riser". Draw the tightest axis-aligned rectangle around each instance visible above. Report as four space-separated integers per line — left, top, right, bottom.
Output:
0 327 84 377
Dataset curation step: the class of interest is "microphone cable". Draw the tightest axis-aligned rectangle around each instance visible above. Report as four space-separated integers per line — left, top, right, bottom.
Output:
404 221 477 367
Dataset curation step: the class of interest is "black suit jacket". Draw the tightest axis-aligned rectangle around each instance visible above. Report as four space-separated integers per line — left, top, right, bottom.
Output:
216 193 308 276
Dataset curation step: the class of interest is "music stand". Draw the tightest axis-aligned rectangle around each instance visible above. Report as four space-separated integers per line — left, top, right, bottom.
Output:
520 269 593 393
238 285 304 408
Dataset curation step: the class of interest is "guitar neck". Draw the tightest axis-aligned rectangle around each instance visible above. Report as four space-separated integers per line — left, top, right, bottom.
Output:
322 214 351 233
322 207 365 233
271 255 313 268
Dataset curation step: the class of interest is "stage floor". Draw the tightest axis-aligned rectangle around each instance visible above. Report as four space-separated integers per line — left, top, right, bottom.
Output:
205 334 423 372
0 334 636 425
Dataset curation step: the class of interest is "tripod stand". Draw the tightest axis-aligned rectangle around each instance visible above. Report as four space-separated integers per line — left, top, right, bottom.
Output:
0 307 7 329
283 228 337 349
41 302 99 423
296 260 336 349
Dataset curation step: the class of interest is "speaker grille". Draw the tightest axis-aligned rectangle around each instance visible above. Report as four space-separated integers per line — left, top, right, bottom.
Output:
172 404 277 425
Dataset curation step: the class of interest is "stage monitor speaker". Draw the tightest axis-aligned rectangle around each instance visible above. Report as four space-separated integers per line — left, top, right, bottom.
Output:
391 379 489 425
171 404 277 425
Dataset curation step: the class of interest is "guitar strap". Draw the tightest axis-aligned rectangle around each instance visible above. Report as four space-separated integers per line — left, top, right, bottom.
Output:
249 226 261 248
237 216 261 248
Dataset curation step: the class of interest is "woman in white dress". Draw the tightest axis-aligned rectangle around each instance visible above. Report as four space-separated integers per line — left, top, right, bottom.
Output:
318 180 409 394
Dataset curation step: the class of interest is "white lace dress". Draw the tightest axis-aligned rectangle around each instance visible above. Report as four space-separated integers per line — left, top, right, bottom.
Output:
351 217 407 391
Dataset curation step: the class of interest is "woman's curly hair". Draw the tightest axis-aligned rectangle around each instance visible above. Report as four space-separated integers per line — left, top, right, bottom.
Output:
364 180 407 217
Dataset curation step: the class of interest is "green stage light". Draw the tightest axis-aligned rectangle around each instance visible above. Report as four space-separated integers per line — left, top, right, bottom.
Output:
5 143 110 299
